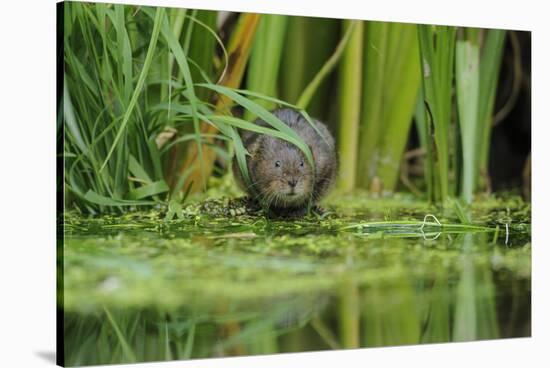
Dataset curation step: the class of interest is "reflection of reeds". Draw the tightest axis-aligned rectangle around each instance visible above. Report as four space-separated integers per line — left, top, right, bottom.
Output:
338 274 360 348
452 233 499 341
63 226 530 366
362 271 420 346
420 267 451 343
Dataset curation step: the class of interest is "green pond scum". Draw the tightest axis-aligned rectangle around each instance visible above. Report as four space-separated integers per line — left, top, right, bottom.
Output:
61 194 531 366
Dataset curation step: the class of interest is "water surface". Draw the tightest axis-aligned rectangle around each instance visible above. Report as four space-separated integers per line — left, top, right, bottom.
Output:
62 195 531 366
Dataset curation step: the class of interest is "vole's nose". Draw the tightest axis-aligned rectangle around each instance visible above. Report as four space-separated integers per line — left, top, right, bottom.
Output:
288 179 297 188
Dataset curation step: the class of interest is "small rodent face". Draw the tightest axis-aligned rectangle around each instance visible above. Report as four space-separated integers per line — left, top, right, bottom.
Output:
255 139 314 207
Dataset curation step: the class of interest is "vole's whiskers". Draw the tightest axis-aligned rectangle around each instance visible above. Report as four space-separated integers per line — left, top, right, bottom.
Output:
274 193 282 208
266 191 277 209
246 178 269 191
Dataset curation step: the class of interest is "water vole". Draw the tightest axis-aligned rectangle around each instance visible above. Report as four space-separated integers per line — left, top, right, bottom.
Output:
232 108 337 217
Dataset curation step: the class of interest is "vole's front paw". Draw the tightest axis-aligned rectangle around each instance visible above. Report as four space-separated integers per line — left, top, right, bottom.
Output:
310 205 337 219
311 205 325 215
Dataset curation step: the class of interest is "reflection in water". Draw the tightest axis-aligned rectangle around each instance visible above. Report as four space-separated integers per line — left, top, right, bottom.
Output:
62 206 531 366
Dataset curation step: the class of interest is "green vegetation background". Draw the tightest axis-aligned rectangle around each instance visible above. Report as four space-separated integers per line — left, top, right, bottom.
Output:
62 3 521 215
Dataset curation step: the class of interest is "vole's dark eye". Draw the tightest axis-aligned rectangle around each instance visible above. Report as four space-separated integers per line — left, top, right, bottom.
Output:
300 161 304 167
275 161 281 168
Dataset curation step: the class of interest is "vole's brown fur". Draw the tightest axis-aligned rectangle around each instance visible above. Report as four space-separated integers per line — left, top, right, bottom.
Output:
232 108 338 218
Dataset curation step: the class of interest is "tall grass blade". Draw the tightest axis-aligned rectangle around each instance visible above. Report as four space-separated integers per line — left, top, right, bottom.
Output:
358 22 420 193
162 10 218 189
413 90 433 198
244 14 288 120
101 8 163 171
280 17 339 117
358 21 388 189
477 29 506 190
336 20 363 191
155 9 205 189
375 24 421 191
296 20 358 110
456 37 480 202
456 28 505 202
417 25 457 202
186 11 218 101
63 79 88 154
